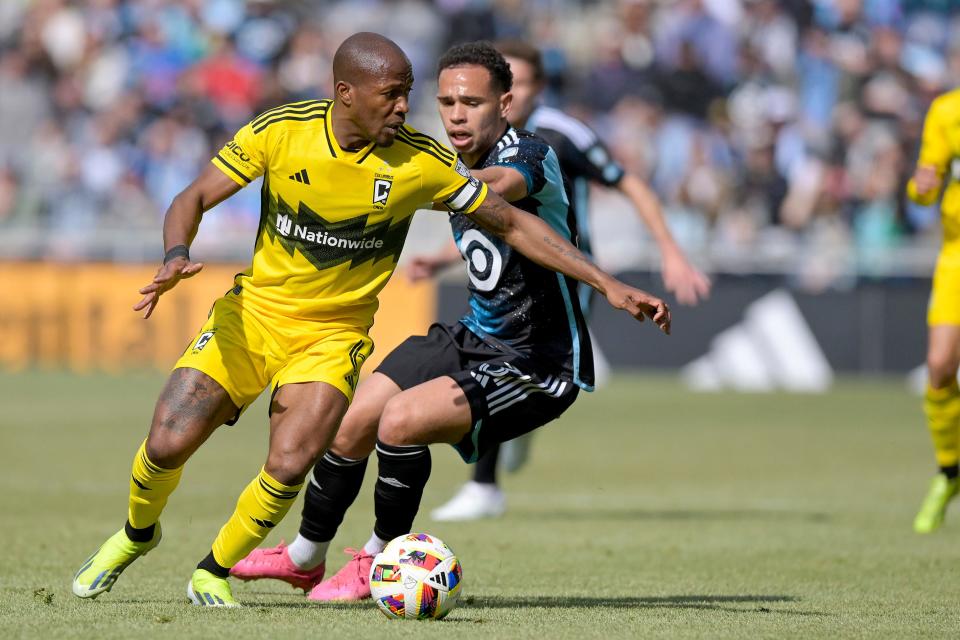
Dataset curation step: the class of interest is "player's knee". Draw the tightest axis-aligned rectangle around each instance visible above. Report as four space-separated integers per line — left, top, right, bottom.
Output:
144 429 191 469
377 396 419 446
927 351 959 387
146 405 203 466
265 443 324 486
330 417 377 459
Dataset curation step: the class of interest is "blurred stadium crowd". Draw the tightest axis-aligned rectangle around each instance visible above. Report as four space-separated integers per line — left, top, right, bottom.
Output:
0 0 953 283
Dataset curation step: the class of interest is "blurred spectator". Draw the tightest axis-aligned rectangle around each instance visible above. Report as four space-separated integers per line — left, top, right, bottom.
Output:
0 0 950 285
742 0 798 82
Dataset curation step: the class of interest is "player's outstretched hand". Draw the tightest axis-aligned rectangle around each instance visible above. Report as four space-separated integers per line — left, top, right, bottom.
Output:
912 164 941 197
604 280 671 335
406 256 443 282
133 257 204 319
406 244 462 282
662 250 711 306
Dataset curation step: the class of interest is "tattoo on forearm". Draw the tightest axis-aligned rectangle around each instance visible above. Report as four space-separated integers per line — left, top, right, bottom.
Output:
542 234 590 264
474 198 508 232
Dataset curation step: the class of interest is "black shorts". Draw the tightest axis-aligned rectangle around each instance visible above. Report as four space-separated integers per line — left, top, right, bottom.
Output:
375 322 580 463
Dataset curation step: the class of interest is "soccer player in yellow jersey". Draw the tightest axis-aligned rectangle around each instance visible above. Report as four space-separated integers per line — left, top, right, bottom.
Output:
907 87 960 533
72 32 671 606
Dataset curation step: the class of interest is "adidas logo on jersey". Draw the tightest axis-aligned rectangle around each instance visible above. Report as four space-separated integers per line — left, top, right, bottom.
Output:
289 169 310 184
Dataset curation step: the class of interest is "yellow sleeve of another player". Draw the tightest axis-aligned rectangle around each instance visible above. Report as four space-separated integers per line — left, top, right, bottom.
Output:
907 97 953 205
211 121 268 187
399 125 488 214
428 157 489 215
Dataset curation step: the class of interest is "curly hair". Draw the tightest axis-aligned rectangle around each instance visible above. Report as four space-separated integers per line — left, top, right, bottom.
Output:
437 41 513 94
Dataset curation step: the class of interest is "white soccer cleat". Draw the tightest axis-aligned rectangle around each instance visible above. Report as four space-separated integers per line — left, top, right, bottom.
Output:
500 433 534 473
430 481 506 522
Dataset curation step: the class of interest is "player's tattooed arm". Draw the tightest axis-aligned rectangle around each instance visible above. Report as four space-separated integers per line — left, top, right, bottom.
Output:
471 189 595 276
135 165 242 319
470 190 671 333
471 166 529 202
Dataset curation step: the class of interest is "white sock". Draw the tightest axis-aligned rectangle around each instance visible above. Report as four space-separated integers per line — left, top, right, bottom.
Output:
286 534 330 570
467 480 501 495
362 531 389 555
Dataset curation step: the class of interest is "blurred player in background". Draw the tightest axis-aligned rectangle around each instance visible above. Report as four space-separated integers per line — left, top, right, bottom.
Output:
429 41 712 522
230 41 670 601
907 87 960 533
71 33 664 607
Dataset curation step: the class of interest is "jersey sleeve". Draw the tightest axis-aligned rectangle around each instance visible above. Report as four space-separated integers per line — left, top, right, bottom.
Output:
210 121 267 186
492 136 550 196
907 97 953 205
428 157 489 215
539 127 625 187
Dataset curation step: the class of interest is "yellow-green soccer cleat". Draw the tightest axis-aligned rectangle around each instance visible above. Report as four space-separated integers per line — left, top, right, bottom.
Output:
913 474 960 533
72 524 162 599
187 569 241 607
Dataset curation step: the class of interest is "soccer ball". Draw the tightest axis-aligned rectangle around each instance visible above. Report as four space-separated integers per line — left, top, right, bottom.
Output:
369 532 463 620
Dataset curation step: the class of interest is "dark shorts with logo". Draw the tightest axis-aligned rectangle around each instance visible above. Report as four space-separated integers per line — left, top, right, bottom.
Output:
375 322 580 463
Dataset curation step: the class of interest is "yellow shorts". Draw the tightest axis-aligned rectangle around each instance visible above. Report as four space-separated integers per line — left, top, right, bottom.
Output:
174 291 373 415
929 261 960 326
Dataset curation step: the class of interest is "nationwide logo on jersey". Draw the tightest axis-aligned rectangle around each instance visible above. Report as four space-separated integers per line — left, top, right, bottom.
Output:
262 194 412 271
372 172 393 209
277 214 293 236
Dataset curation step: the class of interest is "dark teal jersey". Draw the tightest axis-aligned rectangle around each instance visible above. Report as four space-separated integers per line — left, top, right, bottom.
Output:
450 127 594 391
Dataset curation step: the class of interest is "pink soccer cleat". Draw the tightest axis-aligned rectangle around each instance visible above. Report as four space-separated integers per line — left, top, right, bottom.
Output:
229 542 325 592
307 548 375 601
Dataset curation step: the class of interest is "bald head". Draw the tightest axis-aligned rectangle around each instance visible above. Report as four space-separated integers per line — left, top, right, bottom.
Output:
330 32 413 148
333 32 411 85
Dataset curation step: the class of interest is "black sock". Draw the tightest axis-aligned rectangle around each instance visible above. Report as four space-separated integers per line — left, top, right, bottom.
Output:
124 521 155 543
473 443 499 485
940 465 959 480
197 551 230 578
373 440 431 541
298 452 369 542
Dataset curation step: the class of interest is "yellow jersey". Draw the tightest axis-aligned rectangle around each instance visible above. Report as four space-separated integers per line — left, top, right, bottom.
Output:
211 99 487 327
908 88 960 263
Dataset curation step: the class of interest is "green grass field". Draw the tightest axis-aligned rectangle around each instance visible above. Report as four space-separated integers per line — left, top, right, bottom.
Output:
2 371 959 638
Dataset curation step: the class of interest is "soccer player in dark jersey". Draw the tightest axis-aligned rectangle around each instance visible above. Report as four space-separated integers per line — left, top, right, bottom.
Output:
228 41 665 601
71 33 669 607
431 40 712 521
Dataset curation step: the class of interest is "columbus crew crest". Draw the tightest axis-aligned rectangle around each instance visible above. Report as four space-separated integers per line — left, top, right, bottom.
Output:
193 330 216 352
373 172 394 208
